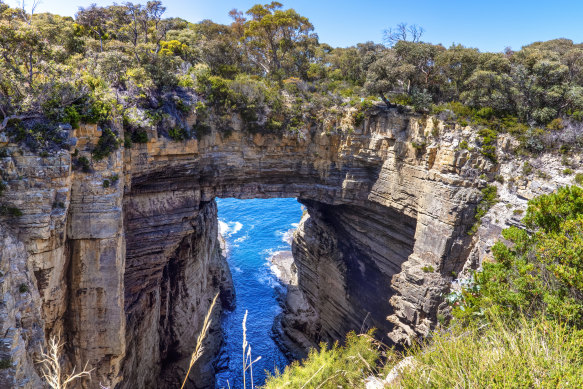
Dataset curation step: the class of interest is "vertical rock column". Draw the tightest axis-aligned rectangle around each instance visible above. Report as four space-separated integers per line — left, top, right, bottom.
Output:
66 125 126 387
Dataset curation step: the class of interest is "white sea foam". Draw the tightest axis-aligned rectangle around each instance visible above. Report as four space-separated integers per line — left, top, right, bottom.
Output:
234 234 249 243
218 220 244 237
256 269 279 288
230 222 243 236
291 222 299 228
260 248 277 258
218 220 229 236
280 229 294 245
270 264 283 279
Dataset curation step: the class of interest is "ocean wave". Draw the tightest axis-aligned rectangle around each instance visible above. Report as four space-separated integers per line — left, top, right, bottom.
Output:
218 220 244 237
280 229 294 245
256 268 279 288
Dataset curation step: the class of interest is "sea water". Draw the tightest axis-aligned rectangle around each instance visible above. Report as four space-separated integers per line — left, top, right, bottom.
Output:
214 198 303 388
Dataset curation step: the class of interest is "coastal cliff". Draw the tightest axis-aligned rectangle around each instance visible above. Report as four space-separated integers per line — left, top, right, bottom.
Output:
0 107 578 387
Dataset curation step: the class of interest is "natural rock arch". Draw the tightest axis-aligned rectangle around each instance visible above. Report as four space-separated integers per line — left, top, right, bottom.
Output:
1 108 485 388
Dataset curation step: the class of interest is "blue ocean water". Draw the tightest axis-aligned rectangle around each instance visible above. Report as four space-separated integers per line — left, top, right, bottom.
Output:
214 198 303 389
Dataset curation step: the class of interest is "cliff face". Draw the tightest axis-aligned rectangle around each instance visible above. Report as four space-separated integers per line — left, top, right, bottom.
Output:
2 107 568 387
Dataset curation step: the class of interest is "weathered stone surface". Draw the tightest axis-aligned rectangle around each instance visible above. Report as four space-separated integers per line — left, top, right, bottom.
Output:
3 108 571 388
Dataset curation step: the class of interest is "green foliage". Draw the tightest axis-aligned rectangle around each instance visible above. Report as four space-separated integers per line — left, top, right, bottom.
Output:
0 358 12 369
477 128 497 162
469 185 498 235
168 127 188 141
75 156 90 172
63 106 81 129
92 128 119 160
563 168 574 175
411 141 426 150
18 283 28 293
547 117 564 130
0 205 22 217
103 179 110 188
576 173 583 186
110 174 119 185
130 130 148 144
422 265 435 273
390 316 583 388
457 186 583 326
124 133 132 149
264 330 379 389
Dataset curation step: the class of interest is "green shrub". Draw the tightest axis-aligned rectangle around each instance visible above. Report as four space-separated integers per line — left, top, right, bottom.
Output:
168 127 188 141
174 98 191 114
478 128 497 162
103 179 110 188
563 168 574 175
469 185 498 235
76 156 90 172
411 141 426 150
264 330 379 389
522 161 533 175
475 107 494 120
459 140 469 150
18 283 28 293
0 205 23 217
352 110 365 127
457 186 583 326
92 128 120 161
576 173 583 186
0 358 11 369
547 117 564 131
422 265 435 273
124 133 132 149
131 130 148 144
63 106 81 129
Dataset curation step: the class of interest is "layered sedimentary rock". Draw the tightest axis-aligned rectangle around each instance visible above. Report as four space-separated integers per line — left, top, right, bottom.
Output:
3 106 571 388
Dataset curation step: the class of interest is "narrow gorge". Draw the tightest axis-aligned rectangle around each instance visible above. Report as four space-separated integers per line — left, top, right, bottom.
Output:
0 106 572 388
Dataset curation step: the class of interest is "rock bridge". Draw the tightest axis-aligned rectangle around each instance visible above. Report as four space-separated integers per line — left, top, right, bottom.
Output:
0 108 485 388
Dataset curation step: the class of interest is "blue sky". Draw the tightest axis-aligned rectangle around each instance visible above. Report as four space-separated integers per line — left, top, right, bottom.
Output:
8 0 583 52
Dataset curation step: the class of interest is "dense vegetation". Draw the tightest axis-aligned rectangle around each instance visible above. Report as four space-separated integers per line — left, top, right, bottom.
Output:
1 0 583 157
264 186 583 387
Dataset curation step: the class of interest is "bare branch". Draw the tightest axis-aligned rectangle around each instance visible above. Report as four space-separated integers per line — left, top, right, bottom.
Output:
36 333 93 389
383 22 424 47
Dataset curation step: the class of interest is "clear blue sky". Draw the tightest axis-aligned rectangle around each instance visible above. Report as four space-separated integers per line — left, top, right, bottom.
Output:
8 0 583 52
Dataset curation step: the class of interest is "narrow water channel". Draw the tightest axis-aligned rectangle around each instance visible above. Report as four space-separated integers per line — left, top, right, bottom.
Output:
214 198 303 388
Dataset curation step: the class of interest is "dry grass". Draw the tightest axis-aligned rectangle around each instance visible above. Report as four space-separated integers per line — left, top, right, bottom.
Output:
181 292 219 389
242 310 262 389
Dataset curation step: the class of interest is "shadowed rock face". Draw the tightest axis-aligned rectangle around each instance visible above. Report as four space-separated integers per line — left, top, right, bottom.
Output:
0 108 488 388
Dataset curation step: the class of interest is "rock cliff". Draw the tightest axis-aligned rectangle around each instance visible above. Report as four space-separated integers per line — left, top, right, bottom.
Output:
0 107 576 387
